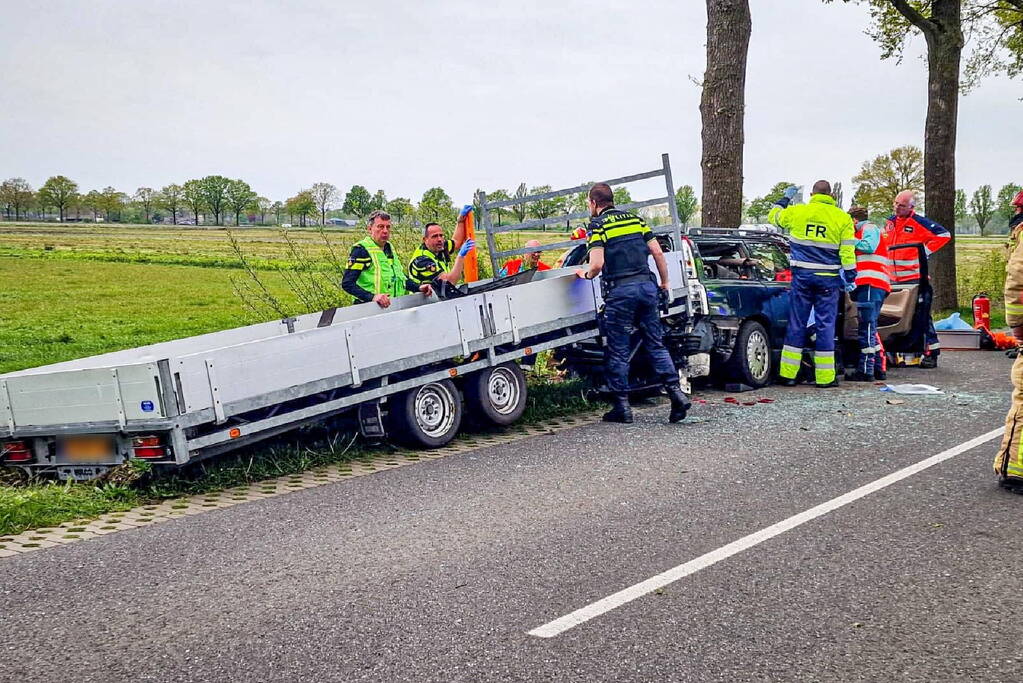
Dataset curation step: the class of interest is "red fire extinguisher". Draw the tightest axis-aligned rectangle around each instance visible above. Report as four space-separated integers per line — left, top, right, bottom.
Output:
972 292 991 330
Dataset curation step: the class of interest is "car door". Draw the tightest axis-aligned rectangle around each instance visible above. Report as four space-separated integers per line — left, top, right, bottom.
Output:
743 240 792 344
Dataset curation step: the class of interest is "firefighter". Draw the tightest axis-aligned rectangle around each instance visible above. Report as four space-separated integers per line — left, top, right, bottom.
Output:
846 206 892 381
342 210 433 308
885 190 951 368
574 182 690 424
993 190 1023 494
408 207 475 289
768 180 857 388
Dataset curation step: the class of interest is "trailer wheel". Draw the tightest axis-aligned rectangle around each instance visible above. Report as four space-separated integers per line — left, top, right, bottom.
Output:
465 362 528 427
389 380 463 448
724 320 772 388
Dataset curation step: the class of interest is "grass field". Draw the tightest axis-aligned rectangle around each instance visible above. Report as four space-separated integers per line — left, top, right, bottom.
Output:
0 224 1010 535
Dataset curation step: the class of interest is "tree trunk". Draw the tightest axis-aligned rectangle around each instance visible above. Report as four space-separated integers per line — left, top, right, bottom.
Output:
700 0 751 228
921 1 962 311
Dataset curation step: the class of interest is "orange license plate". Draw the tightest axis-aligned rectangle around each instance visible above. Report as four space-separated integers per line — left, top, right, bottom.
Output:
59 436 115 463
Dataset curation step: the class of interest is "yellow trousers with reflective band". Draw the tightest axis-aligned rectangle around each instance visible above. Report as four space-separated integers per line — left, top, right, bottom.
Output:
995 351 1023 481
779 347 835 384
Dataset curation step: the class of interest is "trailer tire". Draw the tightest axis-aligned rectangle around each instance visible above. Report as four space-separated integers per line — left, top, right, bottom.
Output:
388 380 463 448
724 320 772 388
465 362 527 427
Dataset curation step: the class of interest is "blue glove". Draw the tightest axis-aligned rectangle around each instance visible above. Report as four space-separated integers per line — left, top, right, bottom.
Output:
459 205 473 218
774 186 798 209
458 239 476 257
841 269 857 292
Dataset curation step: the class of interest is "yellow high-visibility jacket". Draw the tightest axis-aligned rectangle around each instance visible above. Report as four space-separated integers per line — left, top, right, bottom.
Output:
768 194 856 277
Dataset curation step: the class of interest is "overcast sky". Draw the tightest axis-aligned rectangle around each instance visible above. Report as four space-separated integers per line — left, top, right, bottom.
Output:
1 0 1019 207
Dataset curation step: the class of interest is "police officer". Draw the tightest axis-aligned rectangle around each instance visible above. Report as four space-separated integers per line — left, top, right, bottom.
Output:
342 210 432 307
408 206 475 289
769 180 857 388
575 183 689 424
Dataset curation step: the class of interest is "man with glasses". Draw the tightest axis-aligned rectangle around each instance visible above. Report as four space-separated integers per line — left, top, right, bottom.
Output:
884 190 950 368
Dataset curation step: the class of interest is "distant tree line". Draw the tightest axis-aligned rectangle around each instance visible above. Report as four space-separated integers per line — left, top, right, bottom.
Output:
0 175 704 232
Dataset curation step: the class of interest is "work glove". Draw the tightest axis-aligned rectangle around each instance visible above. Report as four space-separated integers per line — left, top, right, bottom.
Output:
774 185 799 209
458 239 476 257
840 269 857 292
459 204 474 218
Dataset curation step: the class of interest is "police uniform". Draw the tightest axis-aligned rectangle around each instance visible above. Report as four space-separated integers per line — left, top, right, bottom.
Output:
588 207 678 396
768 194 857 386
341 237 420 303
994 211 1023 492
408 239 455 286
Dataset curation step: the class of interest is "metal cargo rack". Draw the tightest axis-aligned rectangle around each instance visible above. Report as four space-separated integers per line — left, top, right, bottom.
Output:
0 155 706 478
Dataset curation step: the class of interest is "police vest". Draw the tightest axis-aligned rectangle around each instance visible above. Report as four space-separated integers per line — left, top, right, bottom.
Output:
854 221 892 292
355 237 406 297
408 240 453 285
587 207 654 282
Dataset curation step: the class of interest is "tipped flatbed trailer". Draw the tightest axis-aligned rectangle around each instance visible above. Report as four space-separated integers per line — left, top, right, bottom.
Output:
0 156 710 480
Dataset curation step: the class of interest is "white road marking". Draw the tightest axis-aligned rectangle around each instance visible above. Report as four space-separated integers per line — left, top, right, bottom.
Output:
529 426 1005 638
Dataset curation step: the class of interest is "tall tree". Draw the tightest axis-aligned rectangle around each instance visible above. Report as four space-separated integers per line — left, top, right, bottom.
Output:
0 178 34 220
225 179 256 226
310 182 338 226
827 0 1023 308
486 189 511 226
851 146 924 213
271 200 284 225
341 185 372 217
832 181 844 209
997 182 1023 224
182 179 205 225
385 197 414 226
38 175 79 222
528 185 559 230
418 187 454 222
675 185 700 227
370 189 387 212
970 184 995 235
511 183 530 224
82 190 103 221
134 187 156 223
255 197 271 224
286 191 316 227
160 183 183 225
954 188 969 225
197 175 231 225
701 0 751 228
100 187 127 222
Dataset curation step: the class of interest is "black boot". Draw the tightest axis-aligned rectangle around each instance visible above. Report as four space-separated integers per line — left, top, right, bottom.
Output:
664 383 691 423
602 394 633 424
845 370 873 382
920 354 938 369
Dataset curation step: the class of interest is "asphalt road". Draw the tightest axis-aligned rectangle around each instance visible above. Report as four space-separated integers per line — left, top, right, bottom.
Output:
2 351 1020 682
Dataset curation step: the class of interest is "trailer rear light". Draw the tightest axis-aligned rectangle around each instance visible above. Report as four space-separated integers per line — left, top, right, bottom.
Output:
1 441 33 463
131 435 167 459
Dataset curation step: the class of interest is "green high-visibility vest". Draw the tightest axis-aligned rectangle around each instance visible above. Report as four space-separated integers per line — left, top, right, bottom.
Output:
355 236 406 297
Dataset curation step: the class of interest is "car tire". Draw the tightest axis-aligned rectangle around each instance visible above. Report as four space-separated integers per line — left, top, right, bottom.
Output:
388 380 463 448
465 363 528 427
724 320 772 388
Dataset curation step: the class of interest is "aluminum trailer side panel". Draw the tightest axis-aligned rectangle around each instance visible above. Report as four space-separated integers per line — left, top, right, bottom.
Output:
2 363 165 430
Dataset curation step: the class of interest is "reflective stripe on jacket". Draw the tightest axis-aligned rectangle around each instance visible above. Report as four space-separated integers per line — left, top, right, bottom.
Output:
767 194 856 277
854 220 892 292
884 212 950 283
1006 221 1023 327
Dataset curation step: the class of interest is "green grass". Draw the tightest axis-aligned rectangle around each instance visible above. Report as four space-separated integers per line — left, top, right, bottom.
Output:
0 481 139 537
0 257 300 373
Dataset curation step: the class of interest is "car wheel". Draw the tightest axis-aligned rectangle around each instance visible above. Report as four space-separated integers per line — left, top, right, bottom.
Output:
725 320 772 388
